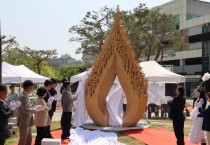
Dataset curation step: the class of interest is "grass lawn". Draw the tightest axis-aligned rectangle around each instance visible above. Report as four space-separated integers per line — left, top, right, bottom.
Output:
5 118 193 145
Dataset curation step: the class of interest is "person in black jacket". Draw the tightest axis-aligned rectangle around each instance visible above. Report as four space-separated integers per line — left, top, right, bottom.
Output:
198 92 210 145
0 84 13 145
43 79 53 138
168 86 186 145
49 78 58 120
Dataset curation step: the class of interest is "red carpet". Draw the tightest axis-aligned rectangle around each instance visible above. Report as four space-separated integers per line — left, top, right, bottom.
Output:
56 107 63 111
120 128 197 145
187 107 193 112
13 129 69 145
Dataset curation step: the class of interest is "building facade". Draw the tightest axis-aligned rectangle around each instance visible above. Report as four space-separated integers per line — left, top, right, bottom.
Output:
155 0 210 96
49 54 78 69
156 0 210 76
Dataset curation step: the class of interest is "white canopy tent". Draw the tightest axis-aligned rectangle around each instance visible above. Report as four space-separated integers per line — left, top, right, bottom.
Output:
70 71 87 84
140 61 184 83
2 62 49 83
70 60 185 84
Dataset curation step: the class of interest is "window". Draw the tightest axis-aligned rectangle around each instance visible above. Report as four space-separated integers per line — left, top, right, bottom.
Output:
175 14 180 22
185 57 202 65
189 34 202 43
161 60 180 66
203 40 210 57
186 14 200 20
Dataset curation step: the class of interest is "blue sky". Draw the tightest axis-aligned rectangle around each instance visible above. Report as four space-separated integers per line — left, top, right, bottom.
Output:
0 0 209 60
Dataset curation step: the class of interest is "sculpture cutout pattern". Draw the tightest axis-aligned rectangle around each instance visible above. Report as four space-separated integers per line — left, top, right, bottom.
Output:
85 7 148 127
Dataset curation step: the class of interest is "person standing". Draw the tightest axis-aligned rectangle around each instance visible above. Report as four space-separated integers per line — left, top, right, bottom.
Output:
0 84 20 145
189 89 207 145
43 79 53 138
49 78 58 120
168 86 186 145
198 92 210 145
60 77 68 94
61 81 77 139
34 87 54 145
17 80 44 145
7 84 18 103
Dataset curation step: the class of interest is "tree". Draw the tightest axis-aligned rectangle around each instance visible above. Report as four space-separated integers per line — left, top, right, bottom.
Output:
4 48 29 65
59 66 79 80
77 63 92 72
122 4 150 59
57 63 92 80
1 35 18 60
153 13 183 63
23 47 57 74
4 47 57 78
69 6 114 57
132 5 183 62
69 5 183 63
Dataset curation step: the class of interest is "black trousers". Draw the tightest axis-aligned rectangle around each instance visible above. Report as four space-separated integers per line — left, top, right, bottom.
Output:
61 112 72 137
35 126 47 145
45 109 54 138
49 109 54 120
173 118 185 145
0 137 5 145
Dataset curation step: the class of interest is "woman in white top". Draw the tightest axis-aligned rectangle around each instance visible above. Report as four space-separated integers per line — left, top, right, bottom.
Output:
189 89 207 145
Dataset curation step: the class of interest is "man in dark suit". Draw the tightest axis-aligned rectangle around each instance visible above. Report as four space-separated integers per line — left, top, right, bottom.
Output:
168 86 186 145
49 78 58 120
0 84 14 145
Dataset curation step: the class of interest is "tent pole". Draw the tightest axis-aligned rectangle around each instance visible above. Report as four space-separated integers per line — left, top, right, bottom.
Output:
19 83 21 95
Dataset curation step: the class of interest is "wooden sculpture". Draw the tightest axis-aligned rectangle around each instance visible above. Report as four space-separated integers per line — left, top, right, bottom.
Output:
84 7 148 127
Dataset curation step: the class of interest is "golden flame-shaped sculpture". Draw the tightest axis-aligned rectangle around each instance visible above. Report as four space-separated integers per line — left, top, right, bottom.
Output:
85 7 148 127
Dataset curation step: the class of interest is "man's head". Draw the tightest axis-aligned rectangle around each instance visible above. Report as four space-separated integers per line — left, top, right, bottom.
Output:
0 84 8 100
23 80 34 94
50 78 58 89
44 79 53 90
9 84 16 93
176 86 184 95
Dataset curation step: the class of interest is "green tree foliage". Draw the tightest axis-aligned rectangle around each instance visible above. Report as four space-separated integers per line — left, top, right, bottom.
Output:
69 5 183 63
4 47 57 78
69 6 114 57
59 66 79 80
122 4 150 59
4 48 29 65
23 47 57 74
58 63 92 81
1 35 18 60
41 63 56 78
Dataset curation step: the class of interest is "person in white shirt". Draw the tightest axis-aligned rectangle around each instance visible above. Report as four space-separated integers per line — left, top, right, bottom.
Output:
7 85 18 103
